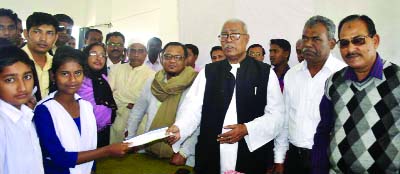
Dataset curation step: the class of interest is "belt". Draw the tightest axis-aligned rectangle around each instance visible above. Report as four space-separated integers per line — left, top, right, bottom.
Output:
289 143 311 156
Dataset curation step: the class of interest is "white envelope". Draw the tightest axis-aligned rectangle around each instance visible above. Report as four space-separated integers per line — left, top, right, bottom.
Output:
123 127 173 147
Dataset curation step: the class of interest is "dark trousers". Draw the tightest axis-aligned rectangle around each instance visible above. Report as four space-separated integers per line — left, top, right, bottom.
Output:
97 125 111 148
284 143 311 174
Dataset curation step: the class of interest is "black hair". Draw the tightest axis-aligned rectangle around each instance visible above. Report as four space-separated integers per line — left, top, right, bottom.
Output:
338 14 377 39
148 37 162 46
49 46 85 92
247 44 266 55
161 42 188 58
85 29 103 40
185 44 199 56
82 42 107 76
270 39 291 60
26 12 59 33
210 46 223 57
105 31 125 43
0 8 18 26
0 45 34 73
53 14 74 25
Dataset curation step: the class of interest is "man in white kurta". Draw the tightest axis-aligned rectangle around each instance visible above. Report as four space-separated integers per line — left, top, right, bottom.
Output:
109 43 155 143
168 19 285 174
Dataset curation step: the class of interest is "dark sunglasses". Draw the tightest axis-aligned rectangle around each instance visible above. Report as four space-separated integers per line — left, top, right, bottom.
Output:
337 35 372 48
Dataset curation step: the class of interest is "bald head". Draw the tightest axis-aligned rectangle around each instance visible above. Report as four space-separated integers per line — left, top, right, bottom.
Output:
127 43 147 68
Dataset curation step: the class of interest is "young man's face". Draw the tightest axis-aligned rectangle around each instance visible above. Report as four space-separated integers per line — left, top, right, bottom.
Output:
56 21 72 46
24 24 58 54
0 62 34 109
269 44 288 66
211 50 226 62
185 48 197 67
85 31 103 46
0 16 18 45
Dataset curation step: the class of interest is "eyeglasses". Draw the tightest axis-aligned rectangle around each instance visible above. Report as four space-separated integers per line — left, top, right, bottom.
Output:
162 54 184 61
89 51 107 58
58 26 72 35
0 25 17 31
107 42 124 48
218 33 247 41
249 51 262 57
128 48 146 54
337 35 371 48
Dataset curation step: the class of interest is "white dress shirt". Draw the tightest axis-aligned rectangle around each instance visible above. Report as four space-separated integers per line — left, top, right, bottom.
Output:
0 99 44 174
173 63 285 173
144 56 163 72
274 54 346 163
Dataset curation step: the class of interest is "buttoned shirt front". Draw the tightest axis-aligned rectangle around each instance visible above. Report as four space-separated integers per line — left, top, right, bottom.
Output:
22 45 53 99
0 99 44 174
274 54 346 163
144 56 163 72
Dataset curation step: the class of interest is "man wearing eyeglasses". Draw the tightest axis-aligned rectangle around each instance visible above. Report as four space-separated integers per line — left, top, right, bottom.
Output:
0 8 19 46
273 16 346 174
269 39 291 92
52 14 74 55
126 42 198 167
247 44 266 62
106 32 126 70
109 43 155 144
312 15 400 174
167 19 284 174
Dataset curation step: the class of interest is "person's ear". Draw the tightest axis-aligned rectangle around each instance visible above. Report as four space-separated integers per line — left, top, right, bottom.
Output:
329 38 336 49
372 34 380 49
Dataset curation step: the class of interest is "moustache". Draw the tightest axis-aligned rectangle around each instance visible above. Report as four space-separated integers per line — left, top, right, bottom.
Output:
223 44 235 49
302 48 314 54
345 52 362 59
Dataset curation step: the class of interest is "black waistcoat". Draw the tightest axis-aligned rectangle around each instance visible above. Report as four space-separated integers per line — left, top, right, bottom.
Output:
195 57 273 174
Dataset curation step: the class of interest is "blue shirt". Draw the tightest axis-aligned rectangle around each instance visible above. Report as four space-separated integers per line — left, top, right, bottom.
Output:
34 103 80 174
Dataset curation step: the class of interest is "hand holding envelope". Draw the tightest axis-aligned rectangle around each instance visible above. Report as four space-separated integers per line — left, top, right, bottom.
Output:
123 127 174 147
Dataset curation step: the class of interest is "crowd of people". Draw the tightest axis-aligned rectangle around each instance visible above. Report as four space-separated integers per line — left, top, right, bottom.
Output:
0 7 399 174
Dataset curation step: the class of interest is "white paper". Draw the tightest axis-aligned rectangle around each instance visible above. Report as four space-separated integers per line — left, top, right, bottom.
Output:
123 127 172 147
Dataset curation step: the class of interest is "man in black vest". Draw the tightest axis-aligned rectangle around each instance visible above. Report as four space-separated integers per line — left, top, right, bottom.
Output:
167 19 285 174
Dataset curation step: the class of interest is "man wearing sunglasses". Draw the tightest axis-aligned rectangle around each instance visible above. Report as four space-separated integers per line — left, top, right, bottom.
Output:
273 15 346 174
109 43 155 144
313 15 400 174
52 14 74 54
167 19 284 174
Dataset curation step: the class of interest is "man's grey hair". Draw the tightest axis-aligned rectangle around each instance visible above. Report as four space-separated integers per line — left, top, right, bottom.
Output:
304 15 336 39
222 18 248 34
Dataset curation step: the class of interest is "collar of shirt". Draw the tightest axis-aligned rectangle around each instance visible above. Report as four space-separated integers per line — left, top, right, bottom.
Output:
145 56 161 65
0 99 33 123
22 45 53 71
301 53 341 73
274 65 290 79
344 53 383 82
